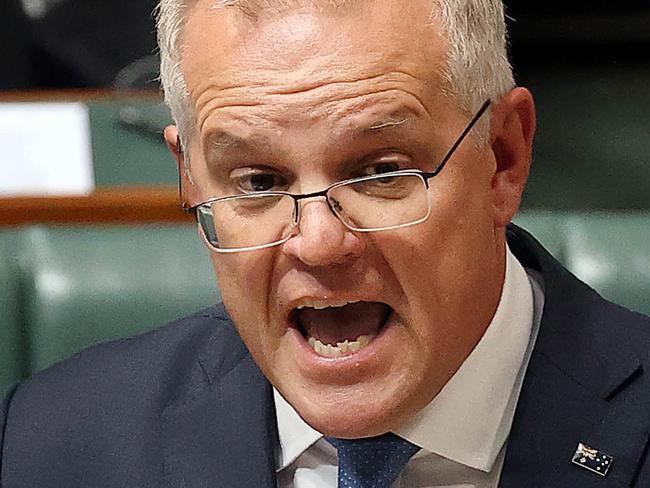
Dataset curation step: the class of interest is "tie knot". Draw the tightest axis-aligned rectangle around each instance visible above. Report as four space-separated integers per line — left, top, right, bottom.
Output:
326 433 420 488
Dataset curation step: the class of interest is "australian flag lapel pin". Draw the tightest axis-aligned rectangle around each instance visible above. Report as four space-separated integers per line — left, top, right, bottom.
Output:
571 442 613 477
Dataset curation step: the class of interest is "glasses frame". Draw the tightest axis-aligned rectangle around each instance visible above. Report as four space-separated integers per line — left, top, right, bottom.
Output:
183 99 492 253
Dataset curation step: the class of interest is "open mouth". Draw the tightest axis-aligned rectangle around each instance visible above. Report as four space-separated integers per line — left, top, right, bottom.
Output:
289 300 393 358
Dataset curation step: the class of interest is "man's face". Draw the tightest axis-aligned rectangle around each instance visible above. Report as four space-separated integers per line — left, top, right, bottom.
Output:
179 0 512 437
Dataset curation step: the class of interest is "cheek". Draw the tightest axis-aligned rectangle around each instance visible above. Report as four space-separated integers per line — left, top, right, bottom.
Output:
212 253 275 338
378 188 497 328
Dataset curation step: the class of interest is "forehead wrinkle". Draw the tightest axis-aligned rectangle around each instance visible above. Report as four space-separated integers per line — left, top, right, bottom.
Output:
323 89 432 133
192 64 435 131
197 90 431 164
196 88 431 142
194 88 265 135
329 109 430 150
259 70 421 97
368 118 407 130
365 114 409 132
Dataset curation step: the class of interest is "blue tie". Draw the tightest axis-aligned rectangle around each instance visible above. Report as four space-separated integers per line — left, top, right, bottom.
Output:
326 433 420 488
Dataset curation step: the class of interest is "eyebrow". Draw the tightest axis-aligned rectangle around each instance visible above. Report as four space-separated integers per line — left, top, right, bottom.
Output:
206 132 250 150
204 107 425 158
203 131 269 160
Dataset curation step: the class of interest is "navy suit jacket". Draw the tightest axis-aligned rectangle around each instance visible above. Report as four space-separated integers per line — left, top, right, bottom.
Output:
1 225 649 487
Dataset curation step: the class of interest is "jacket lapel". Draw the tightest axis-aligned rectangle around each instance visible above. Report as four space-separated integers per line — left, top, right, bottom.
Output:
160 312 277 488
500 226 649 487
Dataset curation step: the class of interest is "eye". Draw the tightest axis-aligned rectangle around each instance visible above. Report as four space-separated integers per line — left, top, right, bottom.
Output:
230 168 289 193
360 154 411 177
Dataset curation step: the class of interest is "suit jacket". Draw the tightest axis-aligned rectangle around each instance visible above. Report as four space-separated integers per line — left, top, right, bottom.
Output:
1 225 649 487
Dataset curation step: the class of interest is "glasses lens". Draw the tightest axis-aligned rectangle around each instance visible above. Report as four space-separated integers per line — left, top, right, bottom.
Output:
328 174 430 231
197 193 296 250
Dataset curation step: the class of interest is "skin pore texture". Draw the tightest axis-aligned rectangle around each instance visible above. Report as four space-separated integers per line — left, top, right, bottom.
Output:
164 0 535 438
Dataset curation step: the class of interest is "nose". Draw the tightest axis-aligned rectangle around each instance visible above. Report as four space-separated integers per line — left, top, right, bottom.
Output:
282 199 366 267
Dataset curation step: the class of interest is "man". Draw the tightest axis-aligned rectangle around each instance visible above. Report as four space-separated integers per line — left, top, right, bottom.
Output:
1 0 649 487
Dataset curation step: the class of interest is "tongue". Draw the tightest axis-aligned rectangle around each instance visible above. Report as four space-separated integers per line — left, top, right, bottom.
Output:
297 302 391 345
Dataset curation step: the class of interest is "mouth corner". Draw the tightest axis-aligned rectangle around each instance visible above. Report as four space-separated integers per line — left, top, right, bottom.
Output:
288 309 307 337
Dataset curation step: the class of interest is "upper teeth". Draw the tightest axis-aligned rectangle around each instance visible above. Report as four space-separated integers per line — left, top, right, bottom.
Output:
296 299 361 310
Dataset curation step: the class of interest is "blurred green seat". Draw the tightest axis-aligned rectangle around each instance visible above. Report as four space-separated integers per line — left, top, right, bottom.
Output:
17 225 219 373
563 213 650 316
513 210 567 262
515 211 650 315
0 232 23 395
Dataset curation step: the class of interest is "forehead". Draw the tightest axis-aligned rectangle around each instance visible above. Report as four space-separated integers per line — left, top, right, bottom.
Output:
181 0 451 116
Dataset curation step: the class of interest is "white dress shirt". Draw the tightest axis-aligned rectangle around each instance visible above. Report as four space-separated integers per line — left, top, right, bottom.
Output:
275 246 545 488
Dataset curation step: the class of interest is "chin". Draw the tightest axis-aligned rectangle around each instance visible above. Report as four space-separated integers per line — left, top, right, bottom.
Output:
289 385 417 439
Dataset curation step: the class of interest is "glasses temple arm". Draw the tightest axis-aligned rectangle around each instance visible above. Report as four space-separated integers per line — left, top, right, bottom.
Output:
430 99 492 177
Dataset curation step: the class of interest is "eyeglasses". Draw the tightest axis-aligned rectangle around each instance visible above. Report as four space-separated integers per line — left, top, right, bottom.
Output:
185 99 491 253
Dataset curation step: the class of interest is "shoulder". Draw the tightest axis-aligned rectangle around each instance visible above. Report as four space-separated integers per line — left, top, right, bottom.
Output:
11 303 240 403
0 304 246 462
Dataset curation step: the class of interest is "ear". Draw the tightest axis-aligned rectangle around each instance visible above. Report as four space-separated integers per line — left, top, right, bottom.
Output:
489 88 536 228
164 125 201 209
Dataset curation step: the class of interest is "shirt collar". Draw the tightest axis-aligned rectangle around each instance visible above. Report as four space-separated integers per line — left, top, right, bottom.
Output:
274 245 537 473
274 388 322 470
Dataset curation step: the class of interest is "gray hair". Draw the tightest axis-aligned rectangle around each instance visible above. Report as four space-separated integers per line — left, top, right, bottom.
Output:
157 0 514 153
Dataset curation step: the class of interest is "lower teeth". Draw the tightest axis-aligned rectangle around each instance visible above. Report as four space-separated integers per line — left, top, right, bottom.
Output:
307 334 375 357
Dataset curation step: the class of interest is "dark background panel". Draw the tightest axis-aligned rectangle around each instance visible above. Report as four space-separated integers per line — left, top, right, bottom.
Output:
2 0 159 90
504 2 650 209
3 1 650 90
